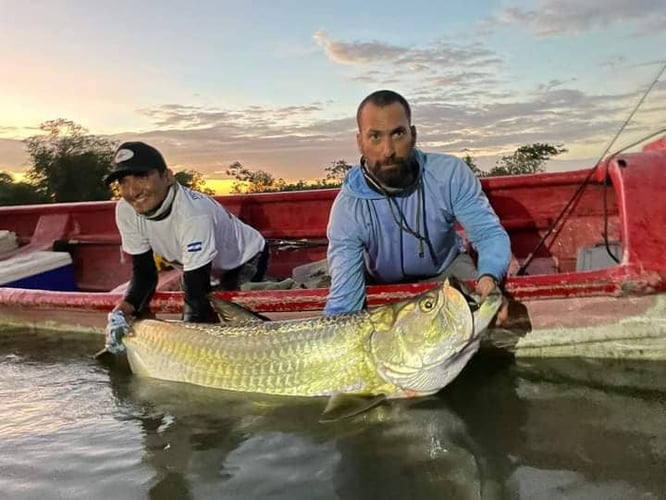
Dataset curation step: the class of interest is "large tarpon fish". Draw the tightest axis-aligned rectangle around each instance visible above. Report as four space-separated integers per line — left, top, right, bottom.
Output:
121 280 501 420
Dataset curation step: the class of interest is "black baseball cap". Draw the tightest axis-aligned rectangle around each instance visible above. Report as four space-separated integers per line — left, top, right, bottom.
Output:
105 141 168 185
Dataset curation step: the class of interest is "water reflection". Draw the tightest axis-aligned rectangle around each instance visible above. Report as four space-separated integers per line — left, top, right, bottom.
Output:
107 358 519 499
507 357 666 498
102 352 666 498
1 329 664 499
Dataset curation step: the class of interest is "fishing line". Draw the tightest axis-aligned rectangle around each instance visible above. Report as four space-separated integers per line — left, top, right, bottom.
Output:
361 162 438 267
517 60 666 275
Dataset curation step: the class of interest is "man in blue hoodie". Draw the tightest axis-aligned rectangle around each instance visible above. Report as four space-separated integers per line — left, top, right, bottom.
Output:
324 90 511 316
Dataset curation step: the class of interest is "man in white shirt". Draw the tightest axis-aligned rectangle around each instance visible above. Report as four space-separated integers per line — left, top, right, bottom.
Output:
105 141 267 327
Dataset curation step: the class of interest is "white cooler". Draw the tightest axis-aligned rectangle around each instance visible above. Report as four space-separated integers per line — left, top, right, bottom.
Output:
0 251 77 291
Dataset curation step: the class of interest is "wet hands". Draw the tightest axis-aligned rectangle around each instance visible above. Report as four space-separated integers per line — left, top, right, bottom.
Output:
475 275 497 300
475 275 508 326
105 310 132 354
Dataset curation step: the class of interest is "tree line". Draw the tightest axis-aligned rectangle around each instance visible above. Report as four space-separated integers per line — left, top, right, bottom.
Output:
0 118 566 205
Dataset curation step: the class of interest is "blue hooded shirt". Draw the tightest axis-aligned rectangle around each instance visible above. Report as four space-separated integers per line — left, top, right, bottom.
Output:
324 149 511 315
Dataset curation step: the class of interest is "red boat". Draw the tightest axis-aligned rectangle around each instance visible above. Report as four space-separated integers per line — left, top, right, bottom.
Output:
1 139 665 359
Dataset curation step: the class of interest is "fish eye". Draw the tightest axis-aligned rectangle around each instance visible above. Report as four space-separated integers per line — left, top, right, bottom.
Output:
419 295 437 312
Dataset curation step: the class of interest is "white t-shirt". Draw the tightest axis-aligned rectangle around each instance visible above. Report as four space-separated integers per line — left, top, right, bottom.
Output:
116 183 265 272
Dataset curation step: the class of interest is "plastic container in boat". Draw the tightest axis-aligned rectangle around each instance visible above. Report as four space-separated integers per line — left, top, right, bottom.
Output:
0 251 77 291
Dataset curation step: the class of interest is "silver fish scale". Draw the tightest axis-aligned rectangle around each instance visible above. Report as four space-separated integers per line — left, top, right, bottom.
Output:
126 311 393 396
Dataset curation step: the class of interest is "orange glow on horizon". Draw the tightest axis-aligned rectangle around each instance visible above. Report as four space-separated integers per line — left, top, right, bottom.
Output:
7 172 27 182
202 178 236 195
3 171 237 195
3 172 329 196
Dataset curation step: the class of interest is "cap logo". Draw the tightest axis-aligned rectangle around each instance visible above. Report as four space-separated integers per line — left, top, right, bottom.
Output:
114 148 134 163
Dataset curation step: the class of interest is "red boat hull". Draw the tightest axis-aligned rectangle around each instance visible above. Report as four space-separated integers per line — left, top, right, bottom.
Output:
2 140 666 358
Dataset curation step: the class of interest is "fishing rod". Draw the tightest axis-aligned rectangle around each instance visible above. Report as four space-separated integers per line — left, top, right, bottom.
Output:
516 60 666 276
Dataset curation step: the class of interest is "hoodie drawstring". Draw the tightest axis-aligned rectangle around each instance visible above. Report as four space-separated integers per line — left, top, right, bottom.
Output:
361 164 438 267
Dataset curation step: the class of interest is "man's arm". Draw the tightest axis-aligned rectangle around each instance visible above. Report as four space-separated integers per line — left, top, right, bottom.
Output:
182 262 216 322
113 201 155 317
449 161 511 284
174 213 218 322
114 250 158 317
324 198 367 315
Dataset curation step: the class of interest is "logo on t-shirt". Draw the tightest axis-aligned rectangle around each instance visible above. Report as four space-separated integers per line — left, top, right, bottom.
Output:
186 188 202 200
186 241 203 253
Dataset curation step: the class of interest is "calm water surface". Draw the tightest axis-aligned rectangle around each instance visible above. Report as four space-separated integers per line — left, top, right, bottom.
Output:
0 329 664 500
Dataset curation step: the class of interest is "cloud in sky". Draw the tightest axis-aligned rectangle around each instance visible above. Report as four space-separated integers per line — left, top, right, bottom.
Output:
312 31 406 64
313 30 502 70
310 28 664 161
313 31 506 109
6 79 661 179
138 103 326 131
482 0 666 37
1 3 665 181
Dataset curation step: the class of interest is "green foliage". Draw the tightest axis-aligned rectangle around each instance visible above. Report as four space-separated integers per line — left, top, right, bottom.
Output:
321 159 352 187
462 144 566 179
307 159 352 189
0 171 50 206
461 153 487 178
280 179 310 191
174 169 215 195
227 161 283 193
24 119 117 202
226 161 312 193
488 143 567 177
226 159 351 193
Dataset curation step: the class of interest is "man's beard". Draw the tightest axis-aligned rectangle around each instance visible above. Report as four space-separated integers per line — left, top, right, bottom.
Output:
367 152 416 190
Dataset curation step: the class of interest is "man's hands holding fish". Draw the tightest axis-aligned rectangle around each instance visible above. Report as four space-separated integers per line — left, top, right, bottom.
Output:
105 310 132 354
475 275 508 325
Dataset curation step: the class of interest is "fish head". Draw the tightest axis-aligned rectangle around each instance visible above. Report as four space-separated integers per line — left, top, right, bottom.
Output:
369 279 501 396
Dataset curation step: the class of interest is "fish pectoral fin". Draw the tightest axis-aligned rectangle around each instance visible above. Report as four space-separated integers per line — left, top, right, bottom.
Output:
319 393 387 423
209 294 269 324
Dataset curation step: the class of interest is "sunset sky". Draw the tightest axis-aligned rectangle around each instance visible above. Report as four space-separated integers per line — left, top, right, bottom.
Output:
1 0 664 192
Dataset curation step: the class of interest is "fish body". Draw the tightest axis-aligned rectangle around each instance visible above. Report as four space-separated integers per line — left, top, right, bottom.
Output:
123 280 501 400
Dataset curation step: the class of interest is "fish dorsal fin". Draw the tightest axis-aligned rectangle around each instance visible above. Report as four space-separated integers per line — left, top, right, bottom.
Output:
209 295 270 324
319 393 387 423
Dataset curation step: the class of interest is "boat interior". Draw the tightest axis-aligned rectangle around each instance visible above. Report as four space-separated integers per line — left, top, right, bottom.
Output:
1 147 665 304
